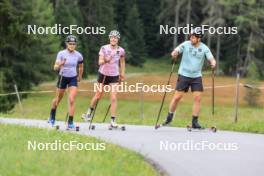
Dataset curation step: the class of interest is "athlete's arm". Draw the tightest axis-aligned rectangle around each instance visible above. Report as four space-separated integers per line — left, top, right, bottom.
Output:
119 56 125 81
171 41 186 61
205 46 216 69
209 57 216 69
98 55 105 65
99 54 112 65
78 63 84 81
171 49 179 61
54 59 66 71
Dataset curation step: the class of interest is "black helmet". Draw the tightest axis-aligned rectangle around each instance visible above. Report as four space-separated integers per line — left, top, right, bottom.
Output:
190 27 203 38
65 35 77 43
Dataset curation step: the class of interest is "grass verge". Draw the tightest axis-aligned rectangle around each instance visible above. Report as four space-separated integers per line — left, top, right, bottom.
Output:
0 123 157 176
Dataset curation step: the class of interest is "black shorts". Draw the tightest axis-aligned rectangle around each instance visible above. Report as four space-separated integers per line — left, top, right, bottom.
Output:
175 74 203 92
56 75 78 89
97 72 119 85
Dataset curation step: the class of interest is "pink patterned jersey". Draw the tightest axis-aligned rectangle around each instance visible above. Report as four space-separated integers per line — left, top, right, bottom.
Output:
98 44 125 76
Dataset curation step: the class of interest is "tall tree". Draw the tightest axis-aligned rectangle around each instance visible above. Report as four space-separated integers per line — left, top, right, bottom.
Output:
222 0 264 76
124 4 146 66
137 0 163 57
79 0 116 73
53 0 90 75
158 0 185 50
0 0 59 112
202 0 225 74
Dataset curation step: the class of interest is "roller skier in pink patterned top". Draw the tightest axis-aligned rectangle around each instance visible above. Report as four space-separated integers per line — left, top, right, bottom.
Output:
82 30 126 128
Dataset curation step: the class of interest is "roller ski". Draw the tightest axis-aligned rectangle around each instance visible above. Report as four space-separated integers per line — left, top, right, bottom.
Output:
47 118 59 130
66 122 79 131
186 125 217 132
155 112 173 129
108 119 126 131
186 116 217 133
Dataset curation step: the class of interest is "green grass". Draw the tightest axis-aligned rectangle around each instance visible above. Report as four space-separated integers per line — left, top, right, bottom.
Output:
1 58 264 134
126 56 177 74
48 57 174 82
1 93 264 134
0 123 157 176
126 56 211 74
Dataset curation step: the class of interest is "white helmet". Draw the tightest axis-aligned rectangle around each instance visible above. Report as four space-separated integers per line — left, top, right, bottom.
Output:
109 30 120 39
65 35 77 43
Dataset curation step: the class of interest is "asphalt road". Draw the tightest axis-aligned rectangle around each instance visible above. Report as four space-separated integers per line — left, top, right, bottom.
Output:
1 117 264 176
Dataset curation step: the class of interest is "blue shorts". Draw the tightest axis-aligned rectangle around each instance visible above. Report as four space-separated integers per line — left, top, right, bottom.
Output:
56 75 78 89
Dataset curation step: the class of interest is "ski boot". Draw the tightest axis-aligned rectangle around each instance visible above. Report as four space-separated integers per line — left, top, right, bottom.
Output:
155 112 174 129
192 116 204 129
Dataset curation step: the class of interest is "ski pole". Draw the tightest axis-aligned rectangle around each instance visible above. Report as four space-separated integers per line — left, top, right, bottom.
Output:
154 59 176 128
212 68 215 115
102 104 111 123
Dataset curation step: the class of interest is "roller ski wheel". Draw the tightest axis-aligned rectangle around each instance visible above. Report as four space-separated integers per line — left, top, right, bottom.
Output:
210 126 217 133
49 125 60 130
89 125 95 130
108 125 126 131
186 125 192 132
108 125 113 130
55 125 60 130
155 124 162 129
